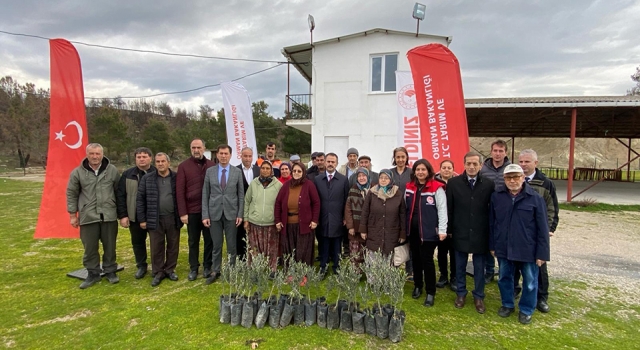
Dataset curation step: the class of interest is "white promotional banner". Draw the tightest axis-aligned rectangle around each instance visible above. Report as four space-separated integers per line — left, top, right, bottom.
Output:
221 81 257 166
395 71 422 164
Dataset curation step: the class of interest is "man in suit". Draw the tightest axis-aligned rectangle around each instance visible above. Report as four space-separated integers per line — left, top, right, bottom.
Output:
202 144 245 284
237 147 260 260
314 152 350 277
447 151 495 314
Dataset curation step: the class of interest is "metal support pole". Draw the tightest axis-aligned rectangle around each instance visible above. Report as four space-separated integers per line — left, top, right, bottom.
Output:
511 136 515 162
567 108 577 202
416 19 420 37
287 63 290 117
627 138 632 181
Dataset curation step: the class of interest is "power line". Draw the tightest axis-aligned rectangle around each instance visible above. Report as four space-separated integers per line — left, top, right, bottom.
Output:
0 29 296 64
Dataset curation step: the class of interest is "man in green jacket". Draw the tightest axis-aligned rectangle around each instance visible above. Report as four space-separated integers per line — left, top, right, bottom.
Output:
67 143 120 289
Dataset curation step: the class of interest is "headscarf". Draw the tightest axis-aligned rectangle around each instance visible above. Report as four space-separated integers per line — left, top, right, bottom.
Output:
289 163 307 188
378 169 395 194
355 167 371 191
258 160 274 187
279 162 292 183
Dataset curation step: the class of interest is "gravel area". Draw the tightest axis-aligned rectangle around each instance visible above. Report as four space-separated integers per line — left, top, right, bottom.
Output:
551 209 640 305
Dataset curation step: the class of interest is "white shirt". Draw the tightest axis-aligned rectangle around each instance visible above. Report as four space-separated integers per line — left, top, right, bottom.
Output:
525 169 536 182
326 171 336 180
242 164 254 184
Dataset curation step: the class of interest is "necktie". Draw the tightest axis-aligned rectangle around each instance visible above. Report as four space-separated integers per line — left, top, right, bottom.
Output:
328 174 333 182
221 168 227 190
469 178 475 189
526 177 530 183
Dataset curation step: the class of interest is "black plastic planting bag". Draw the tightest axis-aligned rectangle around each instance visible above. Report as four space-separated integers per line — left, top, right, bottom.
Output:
375 310 389 339
339 308 353 332
383 304 394 322
230 300 244 327
255 300 269 329
268 298 280 329
280 302 295 327
338 300 348 317
317 301 328 328
351 309 365 334
304 299 317 326
327 304 340 330
389 310 406 343
241 300 255 328
220 298 232 324
293 302 305 325
364 311 376 337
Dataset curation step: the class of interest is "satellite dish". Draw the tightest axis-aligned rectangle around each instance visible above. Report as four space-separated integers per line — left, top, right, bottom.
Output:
308 14 315 31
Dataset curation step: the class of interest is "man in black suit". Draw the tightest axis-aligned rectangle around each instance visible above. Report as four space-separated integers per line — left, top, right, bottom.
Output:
237 147 260 260
447 151 495 314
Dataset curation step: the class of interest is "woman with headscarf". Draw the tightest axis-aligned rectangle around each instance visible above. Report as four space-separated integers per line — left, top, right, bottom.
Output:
358 169 406 257
278 162 292 184
275 162 320 266
344 167 371 270
243 161 283 272
405 159 448 307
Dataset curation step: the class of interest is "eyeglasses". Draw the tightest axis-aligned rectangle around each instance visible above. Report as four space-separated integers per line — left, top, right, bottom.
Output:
292 169 303 174
504 175 523 181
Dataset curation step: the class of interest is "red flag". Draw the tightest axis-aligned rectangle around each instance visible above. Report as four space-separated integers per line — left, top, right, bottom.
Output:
407 44 470 173
34 39 88 239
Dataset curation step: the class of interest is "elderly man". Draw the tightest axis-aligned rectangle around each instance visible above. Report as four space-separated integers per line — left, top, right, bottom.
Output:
490 164 550 325
202 144 244 284
338 148 359 179
177 138 215 281
237 147 260 260
117 147 155 279
349 155 379 187
137 153 183 287
67 143 120 289
517 149 559 313
447 151 495 314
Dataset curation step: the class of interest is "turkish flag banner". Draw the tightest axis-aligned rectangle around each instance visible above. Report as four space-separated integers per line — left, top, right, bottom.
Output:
34 39 88 239
407 44 470 173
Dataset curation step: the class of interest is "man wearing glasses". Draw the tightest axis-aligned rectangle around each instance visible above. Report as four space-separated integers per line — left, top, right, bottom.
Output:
489 164 549 325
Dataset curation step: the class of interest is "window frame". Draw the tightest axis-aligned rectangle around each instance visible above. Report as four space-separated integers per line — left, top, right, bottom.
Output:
370 52 399 93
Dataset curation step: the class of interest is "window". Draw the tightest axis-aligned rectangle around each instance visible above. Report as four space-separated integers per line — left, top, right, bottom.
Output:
370 53 398 92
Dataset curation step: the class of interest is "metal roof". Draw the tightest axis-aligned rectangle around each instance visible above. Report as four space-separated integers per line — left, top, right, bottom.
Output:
281 28 452 84
464 96 640 138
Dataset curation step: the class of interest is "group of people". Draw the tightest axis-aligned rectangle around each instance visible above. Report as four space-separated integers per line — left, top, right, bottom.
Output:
66 138 557 325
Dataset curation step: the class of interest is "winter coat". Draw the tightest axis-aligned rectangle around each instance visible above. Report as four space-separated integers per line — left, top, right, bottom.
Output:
530 169 559 232
116 165 156 222
405 180 448 242
446 172 495 254
314 172 350 238
489 183 550 263
66 157 119 225
243 178 282 226
348 171 379 188
344 185 368 243
176 156 215 216
274 180 320 236
136 170 183 231
480 157 511 190
359 185 406 255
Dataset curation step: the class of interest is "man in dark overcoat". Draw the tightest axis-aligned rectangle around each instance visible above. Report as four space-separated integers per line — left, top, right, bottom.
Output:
447 151 495 314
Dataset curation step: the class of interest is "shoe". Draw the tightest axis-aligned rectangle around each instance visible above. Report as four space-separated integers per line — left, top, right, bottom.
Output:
151 274 164 287
188 270 198 281
105 272 119 284
168 272 178 281
484 273 494 284
449 278 457 292
436 275 448 288
203 268 212 278
205 272 221 285
79 274 101 289
514 285 522 299
537 300 550 313
518 312 532 324
474 298 486 314
424 294 435 307
412 287 422 299
498 306 515 318
134 267 147 279
454 295 466 309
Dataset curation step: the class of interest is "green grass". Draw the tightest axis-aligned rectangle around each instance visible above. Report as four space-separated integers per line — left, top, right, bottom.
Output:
559 202 640 212
1 179 639 349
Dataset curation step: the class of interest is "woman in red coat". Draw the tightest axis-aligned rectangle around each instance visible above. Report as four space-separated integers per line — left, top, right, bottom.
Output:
275 163 321 266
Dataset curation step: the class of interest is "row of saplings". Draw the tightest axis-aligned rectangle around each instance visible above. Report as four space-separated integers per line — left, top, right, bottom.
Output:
218 250 407 343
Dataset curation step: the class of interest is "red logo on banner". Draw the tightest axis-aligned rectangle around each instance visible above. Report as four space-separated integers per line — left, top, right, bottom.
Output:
407 44 470 173
34 39 88 239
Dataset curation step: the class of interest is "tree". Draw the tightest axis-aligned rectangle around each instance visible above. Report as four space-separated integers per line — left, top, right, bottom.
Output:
252 101 281 154
140 119 174 156
628 66 640 96
88 106 131 160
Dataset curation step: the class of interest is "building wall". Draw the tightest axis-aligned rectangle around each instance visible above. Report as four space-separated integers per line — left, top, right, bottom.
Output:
311 32 448 171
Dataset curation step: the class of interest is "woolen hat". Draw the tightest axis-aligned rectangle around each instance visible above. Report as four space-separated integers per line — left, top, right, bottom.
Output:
347 148 359 156
290 154 301 162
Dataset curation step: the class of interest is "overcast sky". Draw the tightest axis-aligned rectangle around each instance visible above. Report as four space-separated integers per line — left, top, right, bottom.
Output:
1 0 638 117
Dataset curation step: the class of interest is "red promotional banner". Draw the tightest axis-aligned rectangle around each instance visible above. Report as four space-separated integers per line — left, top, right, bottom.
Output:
407 44 469 173
34 39 88 239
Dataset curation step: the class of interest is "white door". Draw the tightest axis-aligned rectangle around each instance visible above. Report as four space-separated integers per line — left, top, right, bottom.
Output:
324 136 349 162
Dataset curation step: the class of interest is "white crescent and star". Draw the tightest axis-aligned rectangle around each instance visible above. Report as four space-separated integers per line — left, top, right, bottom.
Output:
54 121 84 149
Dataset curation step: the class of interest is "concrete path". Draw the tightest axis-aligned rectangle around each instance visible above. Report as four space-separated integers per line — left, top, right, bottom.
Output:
554 180 640 204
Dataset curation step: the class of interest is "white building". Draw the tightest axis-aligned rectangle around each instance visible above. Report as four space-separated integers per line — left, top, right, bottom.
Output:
282 28 451 171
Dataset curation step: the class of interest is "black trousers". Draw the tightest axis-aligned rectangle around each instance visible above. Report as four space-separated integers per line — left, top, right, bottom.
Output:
514 262 549 301
410 231 438 295
80 221 118 275
319 236 341 272
186 213 213 272
149 215 180 276
437 236 456 281
129 221 149 269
